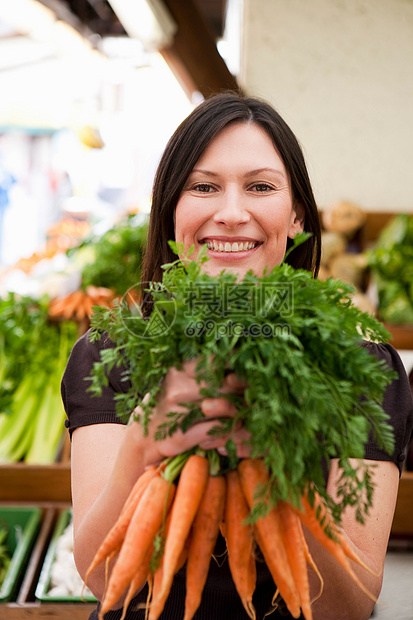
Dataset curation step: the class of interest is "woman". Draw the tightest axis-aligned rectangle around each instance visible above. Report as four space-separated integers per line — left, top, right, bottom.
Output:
62 92 413 620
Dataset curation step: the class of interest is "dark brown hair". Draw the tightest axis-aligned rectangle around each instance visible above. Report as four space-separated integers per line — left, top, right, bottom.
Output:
141 92 321 295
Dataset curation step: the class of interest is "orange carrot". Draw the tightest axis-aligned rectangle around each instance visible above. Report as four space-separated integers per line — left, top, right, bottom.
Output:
99 475 175 618
48 297 68 317
149 558 164 619
224 469 257 620
298 524 324 605
296 493 377 602
149 510 191 612
303 495 378 577
62 290 84 319
277 500 312 620
119 543 154 620
85 467 158 585
183 474 226 620
148 454 209 620
303 493 378 576
238 459 301 619
120 467 159 517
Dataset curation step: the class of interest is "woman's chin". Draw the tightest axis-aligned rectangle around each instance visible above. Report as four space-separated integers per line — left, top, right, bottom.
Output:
201 261 254 279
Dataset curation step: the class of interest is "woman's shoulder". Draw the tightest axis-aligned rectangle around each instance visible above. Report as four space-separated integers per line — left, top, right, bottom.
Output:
360 339 412 411
361 339 413 472
361 339 404 364
69 328 115 359
62 329 128 397
62 330 129 437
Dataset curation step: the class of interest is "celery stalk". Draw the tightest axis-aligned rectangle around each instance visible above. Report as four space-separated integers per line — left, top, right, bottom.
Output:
25 323 74 464
25 378 64 464
0 373 33 442
0 379 42 462
0 335 6 386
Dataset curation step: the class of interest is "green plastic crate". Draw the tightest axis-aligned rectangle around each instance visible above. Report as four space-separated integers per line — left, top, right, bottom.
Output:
0 506 42 602
35 508 96 602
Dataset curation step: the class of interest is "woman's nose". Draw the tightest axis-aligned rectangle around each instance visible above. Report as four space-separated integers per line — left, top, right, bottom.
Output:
212 189 250 228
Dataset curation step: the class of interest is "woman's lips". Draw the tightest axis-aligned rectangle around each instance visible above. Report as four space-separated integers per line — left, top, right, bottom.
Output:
201 239 261 253
198 238 262 262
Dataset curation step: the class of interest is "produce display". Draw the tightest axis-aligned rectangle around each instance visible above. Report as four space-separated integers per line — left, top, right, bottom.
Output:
86 239 395 620
320 206 413 325
48 285 118 324
367 213 413 325
36 510 95 601
0 295 77 463
46 213 148 330
68 212 148 297
0 526 11 588
0 507 42 603
47 521 92 599
0 213 149 464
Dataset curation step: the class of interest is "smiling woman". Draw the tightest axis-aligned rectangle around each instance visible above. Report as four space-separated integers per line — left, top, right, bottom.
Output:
61 91 413 620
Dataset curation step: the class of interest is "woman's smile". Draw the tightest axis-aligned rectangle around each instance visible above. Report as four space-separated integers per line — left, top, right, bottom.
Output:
202 236 261 255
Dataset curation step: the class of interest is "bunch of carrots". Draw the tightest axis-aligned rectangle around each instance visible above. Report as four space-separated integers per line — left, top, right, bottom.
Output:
48 286 118 323
85 453 377 620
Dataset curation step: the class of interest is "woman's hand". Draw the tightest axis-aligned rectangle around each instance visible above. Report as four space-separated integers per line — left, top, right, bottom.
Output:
134 359 251 467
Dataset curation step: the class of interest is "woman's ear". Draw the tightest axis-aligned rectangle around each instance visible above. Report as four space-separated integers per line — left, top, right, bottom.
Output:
288 203 305 238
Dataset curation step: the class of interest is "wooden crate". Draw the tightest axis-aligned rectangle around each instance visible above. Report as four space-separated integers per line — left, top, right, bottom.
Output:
0 466 95 618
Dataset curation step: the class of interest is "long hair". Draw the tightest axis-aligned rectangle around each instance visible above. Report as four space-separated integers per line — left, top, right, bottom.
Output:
141 92 321 312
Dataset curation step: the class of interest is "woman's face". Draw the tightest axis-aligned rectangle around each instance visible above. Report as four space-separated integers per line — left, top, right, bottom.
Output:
174 122 304 278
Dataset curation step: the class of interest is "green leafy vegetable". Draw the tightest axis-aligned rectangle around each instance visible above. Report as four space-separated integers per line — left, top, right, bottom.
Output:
0 525 11 587
88 238 396 524
69 213 148 296
368 214 413 324
0 295 77 463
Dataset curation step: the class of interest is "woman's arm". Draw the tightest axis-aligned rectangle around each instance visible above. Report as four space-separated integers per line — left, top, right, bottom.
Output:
307 458 399 620
70 361 247 604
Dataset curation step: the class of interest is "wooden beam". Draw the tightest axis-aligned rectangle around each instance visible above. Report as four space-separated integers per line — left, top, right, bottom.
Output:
161 0 240 98
36 0 96 40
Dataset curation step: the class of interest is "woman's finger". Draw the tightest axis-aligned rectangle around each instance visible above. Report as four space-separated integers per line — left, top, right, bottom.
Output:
223 372 248 390
159 418 227 456
201 397 238 417
216 426 251 457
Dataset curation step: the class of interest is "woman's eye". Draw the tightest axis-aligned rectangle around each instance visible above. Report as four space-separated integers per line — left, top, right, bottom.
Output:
251 183 273 192
193 183 214 193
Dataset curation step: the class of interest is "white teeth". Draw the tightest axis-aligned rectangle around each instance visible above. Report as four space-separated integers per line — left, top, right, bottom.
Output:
205 240 258 252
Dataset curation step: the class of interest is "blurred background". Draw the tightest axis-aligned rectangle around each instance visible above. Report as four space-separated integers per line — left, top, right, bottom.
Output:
0 0 412 268
0 1 412 616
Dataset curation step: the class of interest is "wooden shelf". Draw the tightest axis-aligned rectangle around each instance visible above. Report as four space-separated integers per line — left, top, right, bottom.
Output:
384 323 413 350
1 603 96 619
0 463 71 504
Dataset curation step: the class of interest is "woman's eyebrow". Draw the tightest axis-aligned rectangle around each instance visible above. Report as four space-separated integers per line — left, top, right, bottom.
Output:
189 167 287 177
246 167 287 178
188 168 218 177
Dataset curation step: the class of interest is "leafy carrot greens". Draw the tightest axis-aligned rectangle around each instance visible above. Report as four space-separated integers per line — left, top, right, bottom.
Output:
87 239 396 525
